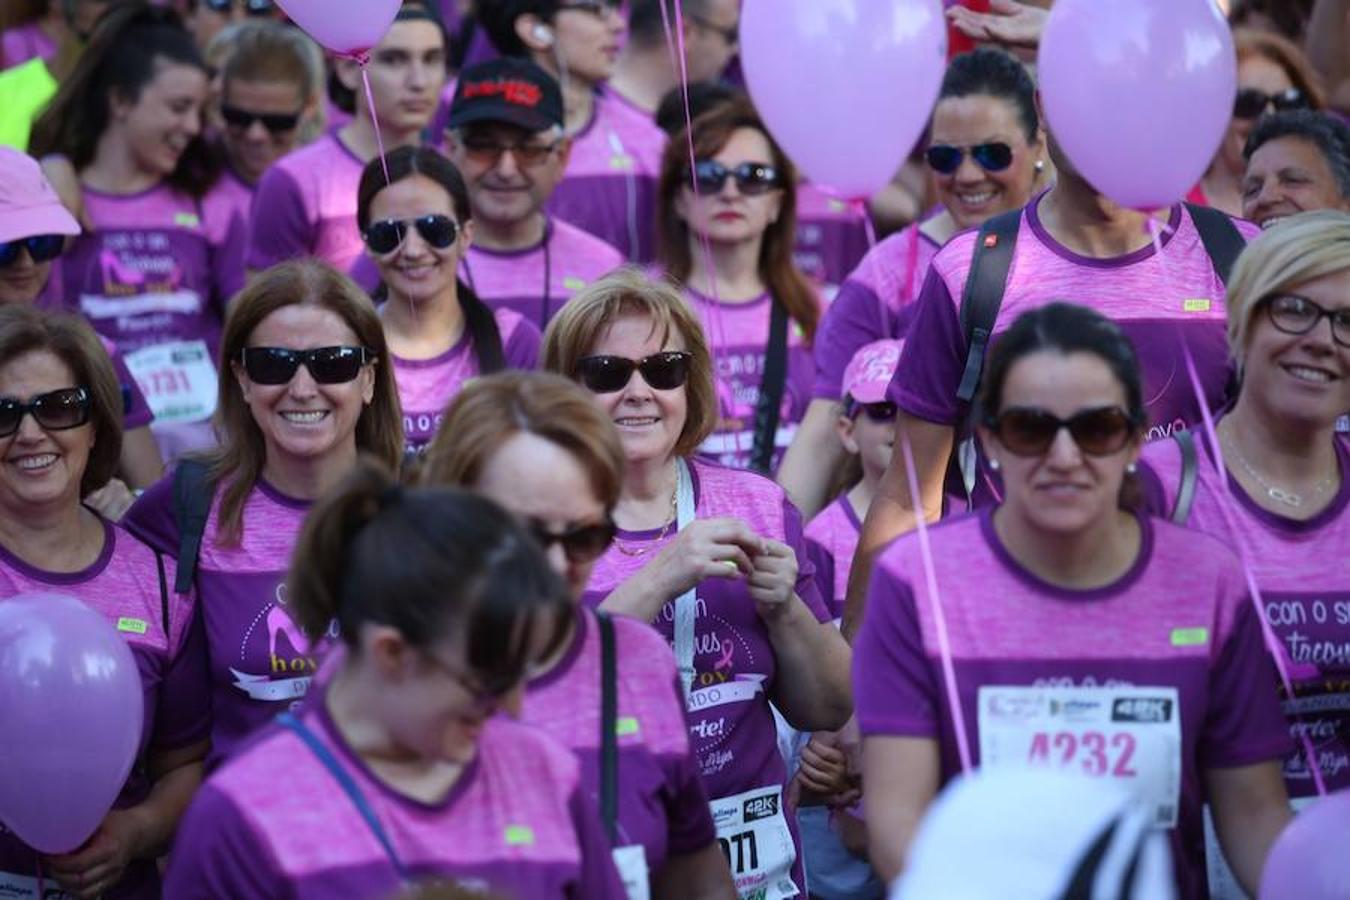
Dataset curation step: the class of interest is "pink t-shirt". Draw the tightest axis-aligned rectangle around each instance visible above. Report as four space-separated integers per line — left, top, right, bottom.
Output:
0 23 56 69
523 607 716 874
854 509 1291 900
792 184 872 303
0 520 207 898
125 473 317 768
813 222 940 401
459 218 626 331
803 495 862 619
392 306 540 452
686 288 818 472
1140 429 1350 798
164 699 627 899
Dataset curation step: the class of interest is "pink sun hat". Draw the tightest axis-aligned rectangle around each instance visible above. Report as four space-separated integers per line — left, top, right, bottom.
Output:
0 147 81 245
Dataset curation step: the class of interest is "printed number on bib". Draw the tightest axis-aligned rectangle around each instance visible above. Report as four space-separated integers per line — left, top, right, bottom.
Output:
977 685 1181 828
123 339 218 424
710 785 798 900
612 844 650 900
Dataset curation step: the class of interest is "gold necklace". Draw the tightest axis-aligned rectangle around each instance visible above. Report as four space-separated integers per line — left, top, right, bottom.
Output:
614 485 679 557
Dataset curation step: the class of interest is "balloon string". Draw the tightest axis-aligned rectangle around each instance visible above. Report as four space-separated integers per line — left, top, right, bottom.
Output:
354 54 390 184
1145 217 1327 797
900 431 972 774
852 198 877 249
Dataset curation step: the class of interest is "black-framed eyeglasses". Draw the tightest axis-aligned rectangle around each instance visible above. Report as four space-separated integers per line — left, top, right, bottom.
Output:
924 142 1014 175
1233 87 1309 120
0 235 65 268
576 351 693 393
220 105 302 135
1263 294 1350 347
851 401 897 423
527 517 617 565
457 134 561 168
422 651 519 717
984 406 1138 457
0 387 91 438
362 215 460 255
689 11 738 46
556 0 623 19
203 0 274 14
240 346 374 385
689 160 782 196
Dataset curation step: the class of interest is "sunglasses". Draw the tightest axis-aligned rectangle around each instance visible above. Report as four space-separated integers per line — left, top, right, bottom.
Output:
203 0 274 14
556 0 622 18
0 234 65 268
924 142 1014 175
1264 294 1350 347
458 134 560 168
985 406 1138 457
0 387 91 438
576 351 693 393
528 518 617 565
1233 87 1309 120
220 105 302 135
240 346 373 385
853 401 897 423
362 215 459 255
689 160 782 196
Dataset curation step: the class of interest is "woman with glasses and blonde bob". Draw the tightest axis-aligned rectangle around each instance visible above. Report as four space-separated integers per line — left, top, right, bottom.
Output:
854 302 1296 898
542 267 852 900
123 259 403 769
421 370 735 900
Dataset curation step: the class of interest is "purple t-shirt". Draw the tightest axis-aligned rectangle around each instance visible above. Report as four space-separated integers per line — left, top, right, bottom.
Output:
523 607 716 875
813 222 940 401
891 196 1258 507
792 184 872 303
583 458 831 895
0 23 55 69
392 306 540 452
546 88 666 263
0 520 207 898
163 698 627 899
124 473 317 768
803 495 862 620
686 288 818 472
459 218 625 330
1140 429 1350 798
202 166 253 301
854 509 1291 900
100 334 154 431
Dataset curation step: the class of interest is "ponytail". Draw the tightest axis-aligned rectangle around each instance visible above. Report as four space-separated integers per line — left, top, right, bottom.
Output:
459 279 506 373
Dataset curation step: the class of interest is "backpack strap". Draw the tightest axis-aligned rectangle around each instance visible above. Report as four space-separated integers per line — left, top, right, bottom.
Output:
1183 202 1245 286
955 210 1022 404
749 298 790 474
172 459 215 594
155 551 170 638
597 610 619 844
1171 430 1199 525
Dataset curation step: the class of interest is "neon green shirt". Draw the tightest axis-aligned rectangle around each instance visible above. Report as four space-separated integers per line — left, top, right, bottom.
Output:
0 58 58 151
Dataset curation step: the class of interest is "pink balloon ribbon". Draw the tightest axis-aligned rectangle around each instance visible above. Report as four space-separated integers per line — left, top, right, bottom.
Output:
352 53 390 185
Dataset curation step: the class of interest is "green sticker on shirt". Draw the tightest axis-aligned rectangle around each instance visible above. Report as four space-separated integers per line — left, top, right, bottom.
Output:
563 276 587 292
1170 627 1209 647
616 716 640 737
117 617 148 634
504 825 535 846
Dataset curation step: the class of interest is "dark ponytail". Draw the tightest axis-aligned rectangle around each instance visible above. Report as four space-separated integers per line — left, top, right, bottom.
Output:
459 280 506 373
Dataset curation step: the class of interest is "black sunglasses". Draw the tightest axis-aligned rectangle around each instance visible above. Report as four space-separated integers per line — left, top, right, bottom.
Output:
220 104 302 135
528 518 617 565
689 160 782 196
1264 294 1350 348
985 406 1138 457
924 142 1014 175
203 0 274 14
1233 87 1309 120
854 401 897 423
0 235 64 268
240 346 373 385
362 215 459 255
0 387 91 438
576 351 693 393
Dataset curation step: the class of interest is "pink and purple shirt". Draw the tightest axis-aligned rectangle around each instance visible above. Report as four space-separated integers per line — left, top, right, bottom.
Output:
854 509 1291 899
792 184 872 303
0 23 56 69
0 520 207 899
1140 430 1350 798
804 495 863 620
163 699 627 899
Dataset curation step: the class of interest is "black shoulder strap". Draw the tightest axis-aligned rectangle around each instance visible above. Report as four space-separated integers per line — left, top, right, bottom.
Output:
1184 203 1245 286
1171 430 1199 525
172 459 215 594
155 551 170 637
956 210 1022 403
597 610 619 843
750 299 790 474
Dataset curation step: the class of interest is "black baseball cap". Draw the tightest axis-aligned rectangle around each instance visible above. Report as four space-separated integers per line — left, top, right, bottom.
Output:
447 59 564 133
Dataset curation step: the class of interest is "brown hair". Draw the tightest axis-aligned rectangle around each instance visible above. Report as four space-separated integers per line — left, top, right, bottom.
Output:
420 371 625 509
656 96 820 344
1234 28 1326 110
205 259 404 544
221 20 322 105
541 267 718 458
0 304 122 497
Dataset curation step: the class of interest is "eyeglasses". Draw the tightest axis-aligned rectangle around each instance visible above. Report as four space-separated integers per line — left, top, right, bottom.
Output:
1233 87 1309 120
362 215 460 255
458 135 560 168
689 160 782 196
0 235 65 268
576 351 693 393
689 11 738 45
422 651 519 717
1263 294 1350 347
853 401 897 423
203 0 274 14
240 346 373 385
0 387 91 438
924 142 1014 175
528 518 617 565
985 406 1138 457
556 0 622 18
220 105 302 135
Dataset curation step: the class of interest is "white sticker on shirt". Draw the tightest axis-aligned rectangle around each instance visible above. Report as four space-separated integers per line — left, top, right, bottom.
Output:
612 844 650 900
122 339 218 424
978 685 1182 828
710 785 799 900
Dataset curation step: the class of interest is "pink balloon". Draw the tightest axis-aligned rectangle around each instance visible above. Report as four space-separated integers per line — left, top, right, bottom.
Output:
274 0 401 56
740 0 947 199
1260 792 1350 899
1038 0 1236 210
0 592 144 854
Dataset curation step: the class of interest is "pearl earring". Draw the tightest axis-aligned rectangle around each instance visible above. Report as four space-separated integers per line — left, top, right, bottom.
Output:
1126 462 1138 474
1034 159 1045 173
989 458 1001 471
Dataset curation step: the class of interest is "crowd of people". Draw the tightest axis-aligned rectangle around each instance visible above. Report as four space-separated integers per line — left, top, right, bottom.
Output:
0 0 1346 898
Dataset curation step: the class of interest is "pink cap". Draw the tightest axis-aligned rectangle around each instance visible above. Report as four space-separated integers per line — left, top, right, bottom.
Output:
841 339 903 404
0 148 80 244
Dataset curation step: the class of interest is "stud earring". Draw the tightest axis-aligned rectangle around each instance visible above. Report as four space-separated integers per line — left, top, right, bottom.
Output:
1126 462 1138 474
1034 159 1045 173
989 458 1001 471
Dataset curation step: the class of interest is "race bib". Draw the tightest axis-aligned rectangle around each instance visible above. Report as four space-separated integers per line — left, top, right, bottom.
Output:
710 785 799 900
612 844 650 900
123 339 218 424
978 685 1182 828
0 870 72 898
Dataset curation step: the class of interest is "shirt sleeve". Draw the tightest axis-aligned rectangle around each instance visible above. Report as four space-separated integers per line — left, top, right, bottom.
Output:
151 597 212 751
212 207 248 309
503 316 542 370
886 266 969 425
853 564 942 737
782 495 830 624
162 785 284 900
122 472 183 557
566 785 628 900
812 278 890 400
108 345 155 430
246 165 312 272
804 536 840 621
661 674 717 855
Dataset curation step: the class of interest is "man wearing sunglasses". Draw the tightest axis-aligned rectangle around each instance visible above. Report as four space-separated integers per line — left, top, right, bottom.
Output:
445 58 624 328
610 0 740 115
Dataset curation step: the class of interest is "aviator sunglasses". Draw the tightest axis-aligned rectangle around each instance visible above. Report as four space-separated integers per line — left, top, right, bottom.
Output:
1233 87 1309 120
362 215 459 255
924 142 1014 175
0 235 65 268
528 518 618 565
240 346 373 385
985 406 1138 457
689 160 782 196
0 387 91 438
576 351 693 393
